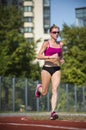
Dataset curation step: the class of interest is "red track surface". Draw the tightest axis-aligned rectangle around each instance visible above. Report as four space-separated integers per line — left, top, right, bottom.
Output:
0 116 86 130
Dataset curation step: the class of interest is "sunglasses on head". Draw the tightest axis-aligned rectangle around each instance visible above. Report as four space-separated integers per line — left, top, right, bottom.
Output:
51 31 60 34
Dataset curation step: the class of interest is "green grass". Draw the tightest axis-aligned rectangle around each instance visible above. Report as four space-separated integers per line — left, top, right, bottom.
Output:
0 112 86 121
30 113 86 121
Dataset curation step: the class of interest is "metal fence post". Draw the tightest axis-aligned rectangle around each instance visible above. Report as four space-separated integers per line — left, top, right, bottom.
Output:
74 85 77 112
12 77 15 112
36 81 40 111
82 86 85 111
25 78 28 111
47 92 50 111
66 84 69 111
37 98 40 111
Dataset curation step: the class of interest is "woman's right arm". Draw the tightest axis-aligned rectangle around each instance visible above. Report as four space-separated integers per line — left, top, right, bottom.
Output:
37 41 49 60
37 41 60 65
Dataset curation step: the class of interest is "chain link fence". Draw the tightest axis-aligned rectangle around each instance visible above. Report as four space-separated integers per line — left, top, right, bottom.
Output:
0 76 86 112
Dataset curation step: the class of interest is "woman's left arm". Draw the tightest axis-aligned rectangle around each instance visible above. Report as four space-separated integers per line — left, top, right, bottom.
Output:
60 42 65 64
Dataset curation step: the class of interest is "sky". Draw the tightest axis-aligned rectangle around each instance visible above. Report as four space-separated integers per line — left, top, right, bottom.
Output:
51 0 86 30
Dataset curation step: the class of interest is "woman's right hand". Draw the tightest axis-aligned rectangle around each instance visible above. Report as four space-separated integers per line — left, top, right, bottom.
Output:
45 53 60 65
49 53 59 59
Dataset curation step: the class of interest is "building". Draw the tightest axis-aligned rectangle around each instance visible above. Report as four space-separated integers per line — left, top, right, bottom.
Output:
23 0 50 42
75 7 86 27
23 0 51 65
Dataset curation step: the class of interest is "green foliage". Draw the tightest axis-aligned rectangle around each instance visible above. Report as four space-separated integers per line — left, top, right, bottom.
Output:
61 24 86 85
0 6 41 80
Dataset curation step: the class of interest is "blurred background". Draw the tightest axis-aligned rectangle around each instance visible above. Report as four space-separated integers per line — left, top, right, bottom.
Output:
0 0 86 113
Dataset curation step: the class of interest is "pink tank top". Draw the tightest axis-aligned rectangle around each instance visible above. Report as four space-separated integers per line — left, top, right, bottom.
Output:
44 41 62 57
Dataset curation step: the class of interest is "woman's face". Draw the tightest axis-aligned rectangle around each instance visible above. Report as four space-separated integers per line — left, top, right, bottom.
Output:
50 27 60 40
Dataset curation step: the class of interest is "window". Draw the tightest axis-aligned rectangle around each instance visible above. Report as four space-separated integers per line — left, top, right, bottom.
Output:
76 8 86 18
26 38 34 43
24 27 33 33
1 0 7 5
44 18 50 25
44 7 50 17
24 17 33 22
43 6 50 33
12 0 18 5
43 0 50 6
24 6 33 12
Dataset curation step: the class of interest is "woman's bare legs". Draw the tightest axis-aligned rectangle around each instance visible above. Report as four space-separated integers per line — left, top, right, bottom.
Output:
38 69 61 111
38 70 51 96
51 70 61 112
36 69 61 120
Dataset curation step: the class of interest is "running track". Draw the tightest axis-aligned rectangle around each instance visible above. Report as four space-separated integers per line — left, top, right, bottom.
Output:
0 116 86 130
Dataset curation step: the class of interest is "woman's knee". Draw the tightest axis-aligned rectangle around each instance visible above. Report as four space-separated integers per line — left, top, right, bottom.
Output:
52 88 58 94
42 89 48 96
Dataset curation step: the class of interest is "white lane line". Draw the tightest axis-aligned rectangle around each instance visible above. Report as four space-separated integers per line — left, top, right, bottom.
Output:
0 122 86 130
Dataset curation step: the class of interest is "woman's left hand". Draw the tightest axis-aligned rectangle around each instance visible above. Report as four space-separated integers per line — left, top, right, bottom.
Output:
60 59 65 64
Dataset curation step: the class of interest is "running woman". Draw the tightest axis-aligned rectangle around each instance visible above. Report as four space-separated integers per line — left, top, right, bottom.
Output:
35 24 65 120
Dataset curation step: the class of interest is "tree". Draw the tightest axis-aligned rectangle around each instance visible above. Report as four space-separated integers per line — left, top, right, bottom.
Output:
61 24 86 85
0 6 41 80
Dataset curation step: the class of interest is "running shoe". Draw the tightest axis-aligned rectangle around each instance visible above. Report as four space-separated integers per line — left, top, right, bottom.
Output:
35 84 41 98
50 111 59 120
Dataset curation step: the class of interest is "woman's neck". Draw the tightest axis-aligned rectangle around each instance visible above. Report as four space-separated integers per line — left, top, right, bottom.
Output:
50 38 57 43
